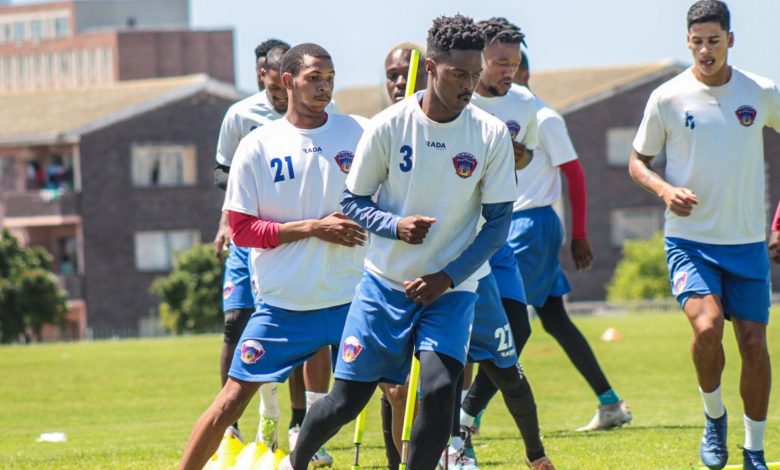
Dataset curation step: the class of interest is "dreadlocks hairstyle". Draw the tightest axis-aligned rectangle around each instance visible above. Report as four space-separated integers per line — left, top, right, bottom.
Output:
264 45 289 72
426 14 485 62
687 0 730 31
281 43 332 77
477 17 526 46
255 38 291 60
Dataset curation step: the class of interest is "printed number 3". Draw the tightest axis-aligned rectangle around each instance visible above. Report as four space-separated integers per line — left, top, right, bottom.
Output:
271 156 295 182
399 145 413 172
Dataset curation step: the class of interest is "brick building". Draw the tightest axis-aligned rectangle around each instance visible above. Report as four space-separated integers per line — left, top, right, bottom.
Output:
0 0 234 92
335 61 780 300
0 74 243 337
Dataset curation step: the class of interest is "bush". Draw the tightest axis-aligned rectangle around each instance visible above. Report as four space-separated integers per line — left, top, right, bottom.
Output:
607 231 670 301
151 243 224 334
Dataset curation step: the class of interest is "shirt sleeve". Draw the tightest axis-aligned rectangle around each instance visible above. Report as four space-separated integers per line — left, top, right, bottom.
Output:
521 103 539 151
539 113 578 167
222 136 261 217
215 109 240 167
345 121 389 197
480 126 518 204
772 199 780 232
632 90 666 157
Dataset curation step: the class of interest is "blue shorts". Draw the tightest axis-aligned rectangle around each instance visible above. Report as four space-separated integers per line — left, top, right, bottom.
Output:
508 206 571 307
468 274 519 368
229 302 349 382
223 244 256 312
489 242 527 304
665 237 771 324
334 271 477 385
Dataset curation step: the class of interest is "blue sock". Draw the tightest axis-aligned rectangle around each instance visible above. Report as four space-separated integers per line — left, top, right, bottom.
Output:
598 388 620 405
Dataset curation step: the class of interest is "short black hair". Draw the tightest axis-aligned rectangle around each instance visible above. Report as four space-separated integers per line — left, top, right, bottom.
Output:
264 45 289 72
520 51 529 72
426 14 485 61
255 38 290 60
687 0 730 31
477 17 526 47
281 43 332 76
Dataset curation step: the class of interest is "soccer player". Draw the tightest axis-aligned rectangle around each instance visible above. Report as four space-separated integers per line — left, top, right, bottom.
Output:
280 15 517 470
770 201 780 265
629 2 779 468
179 42 367 470
255 38 289 92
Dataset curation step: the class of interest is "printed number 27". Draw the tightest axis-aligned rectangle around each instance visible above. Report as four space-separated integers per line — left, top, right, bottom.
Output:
399 145 413 172
271 156 295 183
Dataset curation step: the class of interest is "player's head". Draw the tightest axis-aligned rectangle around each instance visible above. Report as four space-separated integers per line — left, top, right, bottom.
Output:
255 38 291 91
384 42 427 103
425 14 485 115
513 51 530 87
281 43 334 116
260 45 290 114
686 1 732 83
476 17 525 97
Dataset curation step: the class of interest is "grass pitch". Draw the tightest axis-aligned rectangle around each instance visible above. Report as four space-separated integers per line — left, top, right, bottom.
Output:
1 310 779 469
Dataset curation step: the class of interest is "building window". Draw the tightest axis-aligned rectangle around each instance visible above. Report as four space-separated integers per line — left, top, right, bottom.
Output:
131 144 197 187
610 207 664 246
606 127 637 167
14 22 25 43
30 20 42 42
55 18 69 37
134 230 200 271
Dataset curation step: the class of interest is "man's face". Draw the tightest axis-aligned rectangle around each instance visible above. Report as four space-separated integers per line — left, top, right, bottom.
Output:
384 49 427 103
479 41 521 97
285 55 335 114
687 21 732 82
256 56 266 91
260 67 288 113
427 49 482 114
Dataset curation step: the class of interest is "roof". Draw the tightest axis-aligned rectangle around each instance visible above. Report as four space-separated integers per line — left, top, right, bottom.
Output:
0 74 243 146
334 61 686 118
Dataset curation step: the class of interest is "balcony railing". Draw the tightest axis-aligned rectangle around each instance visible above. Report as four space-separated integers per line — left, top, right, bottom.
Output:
56 273 84 300
2 190 80 218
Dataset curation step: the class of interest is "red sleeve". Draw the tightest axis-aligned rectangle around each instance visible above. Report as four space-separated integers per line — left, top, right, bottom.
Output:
559 159 588 239
228 210 280 249
773 200 780 231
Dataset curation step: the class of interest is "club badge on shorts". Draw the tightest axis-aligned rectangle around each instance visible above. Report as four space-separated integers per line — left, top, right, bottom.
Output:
735 105 757 127
452 152 478 178
673 271 688 295
334 150 355 174
223 281 235 300
341 336 364 363
240 340 265 364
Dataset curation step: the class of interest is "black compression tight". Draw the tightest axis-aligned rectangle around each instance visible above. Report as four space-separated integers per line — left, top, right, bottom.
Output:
381 395 401 469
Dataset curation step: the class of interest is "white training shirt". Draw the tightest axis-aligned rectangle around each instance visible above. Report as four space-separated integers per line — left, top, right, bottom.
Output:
470 85 539 151
223 114 368 310
633 67 780 245
347 92 517 293
514 93 579 212
215 91 283 167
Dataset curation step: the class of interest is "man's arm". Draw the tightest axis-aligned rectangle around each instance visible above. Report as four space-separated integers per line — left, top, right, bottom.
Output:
559 159 592 270
769 200 780 264
628 149 698 217
214 163 230 191
229 210 366 249
340 189 436 243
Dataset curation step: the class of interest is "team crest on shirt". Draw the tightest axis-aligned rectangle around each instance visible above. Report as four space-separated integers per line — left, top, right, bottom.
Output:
673 271 688 295
240 340 265 364
334 150 355 174
223 281 235 300
505 120 522 140
735 105 757 127
452 152 478 178
341 336 364 363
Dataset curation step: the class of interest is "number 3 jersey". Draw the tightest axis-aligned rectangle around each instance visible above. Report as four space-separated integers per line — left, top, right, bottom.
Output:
223 114 368 311
346 92 517 293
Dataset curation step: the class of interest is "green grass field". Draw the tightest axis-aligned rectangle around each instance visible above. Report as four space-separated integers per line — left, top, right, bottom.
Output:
2 310 779 469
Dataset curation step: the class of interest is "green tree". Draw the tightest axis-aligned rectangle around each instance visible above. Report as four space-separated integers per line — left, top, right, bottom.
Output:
151 243 224 334
0 229 68 343
607 231 670 301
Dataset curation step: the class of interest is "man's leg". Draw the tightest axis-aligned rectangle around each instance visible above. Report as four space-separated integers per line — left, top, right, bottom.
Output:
379 382 409 461
287 365 306 450
732 318 770 456
379 392 402 470
289 379 377 469
302 346 335 465
180 378 262 470
221 308 253 433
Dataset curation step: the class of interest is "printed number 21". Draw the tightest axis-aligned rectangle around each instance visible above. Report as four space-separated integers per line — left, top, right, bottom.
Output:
399 145 413 172
271 156 295 182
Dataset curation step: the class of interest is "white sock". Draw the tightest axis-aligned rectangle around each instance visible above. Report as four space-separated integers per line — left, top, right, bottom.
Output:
744 415 766 451
305 391 327 412
461 390 468 403
450 435 464 452
460 410 476 428
259 383 280 419
700 386 725 419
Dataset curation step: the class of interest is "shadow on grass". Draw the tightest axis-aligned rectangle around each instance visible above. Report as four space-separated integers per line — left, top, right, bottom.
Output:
477 423 699 441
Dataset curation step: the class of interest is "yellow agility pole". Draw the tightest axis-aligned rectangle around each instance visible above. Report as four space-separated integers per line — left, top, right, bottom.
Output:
351 407 368 470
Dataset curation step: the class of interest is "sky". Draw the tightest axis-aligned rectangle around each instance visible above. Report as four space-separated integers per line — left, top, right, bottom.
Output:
15 0 780 94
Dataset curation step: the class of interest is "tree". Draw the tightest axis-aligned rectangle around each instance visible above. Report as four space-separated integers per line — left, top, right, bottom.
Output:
151 243 224 334
607 231 670 301
0 229 68 343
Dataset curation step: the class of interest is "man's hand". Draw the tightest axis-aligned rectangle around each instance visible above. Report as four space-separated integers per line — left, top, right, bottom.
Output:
660 186 698 217
396 216 437 244
403 271 452 306
571 238 593 271
769 231 780 264
512 141 532 170
312 212 367 247
213 213 231 261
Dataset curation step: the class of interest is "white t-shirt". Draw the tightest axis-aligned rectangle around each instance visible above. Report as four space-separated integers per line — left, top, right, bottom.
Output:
215 91 283 167
223 114 368 310
346 92 517 292
470 85 539 150
514 94 578 211
633 67 780 244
